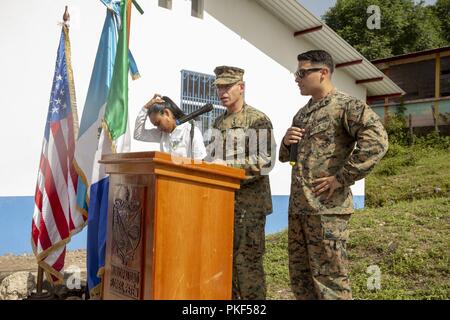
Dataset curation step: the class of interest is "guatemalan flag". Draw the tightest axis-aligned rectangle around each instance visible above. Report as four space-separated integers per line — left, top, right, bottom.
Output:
74 0 139 297
32 19 86 283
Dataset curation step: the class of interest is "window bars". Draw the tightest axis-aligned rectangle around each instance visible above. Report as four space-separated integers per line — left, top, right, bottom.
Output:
180 69 226 136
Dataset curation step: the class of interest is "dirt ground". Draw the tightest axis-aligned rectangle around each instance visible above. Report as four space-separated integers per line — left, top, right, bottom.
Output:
0 250 86 282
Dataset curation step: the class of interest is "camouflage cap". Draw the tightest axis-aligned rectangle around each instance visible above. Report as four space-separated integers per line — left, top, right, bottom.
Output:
213 65 244 85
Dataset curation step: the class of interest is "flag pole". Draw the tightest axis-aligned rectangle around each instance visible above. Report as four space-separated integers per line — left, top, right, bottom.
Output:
36 266 44 293
29 265 54 299
29 6 71 301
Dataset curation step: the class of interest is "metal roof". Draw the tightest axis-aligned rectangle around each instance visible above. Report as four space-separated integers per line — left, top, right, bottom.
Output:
371 45 450 64
255 0 405 98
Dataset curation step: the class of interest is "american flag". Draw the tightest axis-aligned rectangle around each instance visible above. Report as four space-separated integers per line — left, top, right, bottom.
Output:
32 24 87 284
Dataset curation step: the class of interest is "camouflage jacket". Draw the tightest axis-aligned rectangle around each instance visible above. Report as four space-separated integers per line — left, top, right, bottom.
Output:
210 104 275 216
279 89 388 215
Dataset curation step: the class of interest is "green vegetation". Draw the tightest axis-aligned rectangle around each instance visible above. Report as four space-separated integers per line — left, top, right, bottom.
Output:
265 197 450 300
323 0 450 60
265 139 450 299
366 143 450 207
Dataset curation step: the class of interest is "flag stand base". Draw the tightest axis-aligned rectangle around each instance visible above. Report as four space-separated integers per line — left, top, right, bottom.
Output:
26 266 56 300
27 291 55 300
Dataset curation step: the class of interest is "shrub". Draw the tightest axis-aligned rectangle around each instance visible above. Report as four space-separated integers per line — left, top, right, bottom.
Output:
415 132 450 150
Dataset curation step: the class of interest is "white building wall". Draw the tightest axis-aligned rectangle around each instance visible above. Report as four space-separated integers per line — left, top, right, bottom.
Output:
0 0 365 198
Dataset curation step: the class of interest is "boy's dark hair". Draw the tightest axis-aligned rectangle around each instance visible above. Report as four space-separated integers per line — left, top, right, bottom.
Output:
147 96 185 120
297 50 334 74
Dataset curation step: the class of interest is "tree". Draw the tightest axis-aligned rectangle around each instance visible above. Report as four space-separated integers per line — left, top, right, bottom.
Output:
323 0 449 60
435 0 450 43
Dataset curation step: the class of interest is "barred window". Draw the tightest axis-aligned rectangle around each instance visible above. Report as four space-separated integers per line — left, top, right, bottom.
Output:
180 69 226 136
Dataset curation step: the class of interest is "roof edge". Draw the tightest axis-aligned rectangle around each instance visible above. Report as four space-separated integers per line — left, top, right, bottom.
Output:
371 46 450 64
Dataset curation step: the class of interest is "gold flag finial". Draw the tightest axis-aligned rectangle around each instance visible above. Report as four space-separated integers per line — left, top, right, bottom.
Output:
63 6 70 23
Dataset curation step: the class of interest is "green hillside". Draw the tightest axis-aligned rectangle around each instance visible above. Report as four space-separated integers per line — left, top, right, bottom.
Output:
265 144 450 300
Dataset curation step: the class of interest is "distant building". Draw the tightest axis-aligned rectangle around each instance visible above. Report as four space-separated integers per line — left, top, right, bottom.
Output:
370 46 450 135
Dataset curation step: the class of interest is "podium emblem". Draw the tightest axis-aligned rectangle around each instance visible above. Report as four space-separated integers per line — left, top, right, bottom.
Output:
111 185 143 266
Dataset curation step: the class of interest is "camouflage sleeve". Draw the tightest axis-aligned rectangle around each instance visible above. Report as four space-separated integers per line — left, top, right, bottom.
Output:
335 99 389 187
237 115 276 185
279 110 301 163
278 140 290 163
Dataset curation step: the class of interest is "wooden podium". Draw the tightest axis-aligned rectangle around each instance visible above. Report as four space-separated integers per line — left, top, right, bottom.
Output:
99 151 245 300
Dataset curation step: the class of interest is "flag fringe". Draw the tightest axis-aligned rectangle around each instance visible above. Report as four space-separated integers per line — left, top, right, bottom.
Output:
101 120 118 154
32 221 87 261
89 266 105 298
31 219 87 284
73 159 90 218
63 25 79 141
38 259 65 286
131 72 140 80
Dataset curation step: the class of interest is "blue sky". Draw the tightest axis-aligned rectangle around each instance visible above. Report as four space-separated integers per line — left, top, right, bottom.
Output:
298 0 438 19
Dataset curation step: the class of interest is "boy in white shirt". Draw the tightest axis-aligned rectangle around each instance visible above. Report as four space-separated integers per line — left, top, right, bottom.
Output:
134 94 207 160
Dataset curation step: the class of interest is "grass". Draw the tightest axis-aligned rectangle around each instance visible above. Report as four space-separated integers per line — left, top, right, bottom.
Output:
265 197 450 300
264 144 450 300
347 197 450 300
365 145 450 207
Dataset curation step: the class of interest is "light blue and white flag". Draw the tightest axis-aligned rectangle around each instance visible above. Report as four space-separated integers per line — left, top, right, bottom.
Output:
74 0 139 297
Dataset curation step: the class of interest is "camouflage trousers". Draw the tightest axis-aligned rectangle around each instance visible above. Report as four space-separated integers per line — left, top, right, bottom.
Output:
232 210 267 300
288 213 352 300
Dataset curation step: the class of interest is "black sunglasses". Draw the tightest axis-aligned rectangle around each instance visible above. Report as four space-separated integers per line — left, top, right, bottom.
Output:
294 68 323 79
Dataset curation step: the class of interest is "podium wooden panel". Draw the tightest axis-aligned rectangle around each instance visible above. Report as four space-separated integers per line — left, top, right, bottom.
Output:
99 151 245 300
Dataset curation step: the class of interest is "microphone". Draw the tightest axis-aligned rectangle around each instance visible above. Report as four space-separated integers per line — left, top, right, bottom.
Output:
289 143 298 166
176 103 214 125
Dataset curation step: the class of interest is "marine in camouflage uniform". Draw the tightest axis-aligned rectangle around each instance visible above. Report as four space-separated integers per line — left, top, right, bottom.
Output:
209 66 275 300
279 88 388 300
